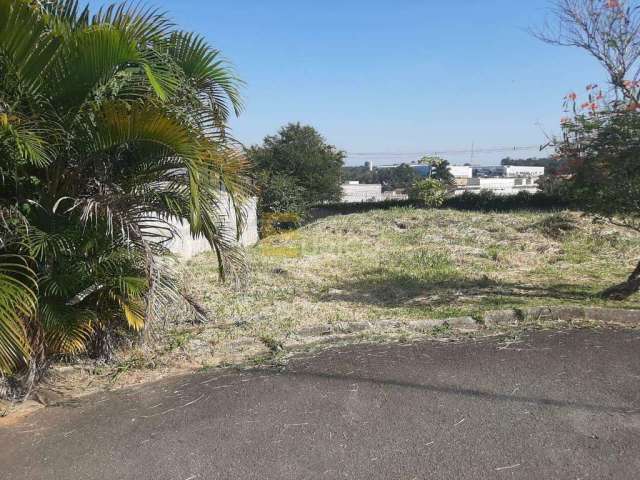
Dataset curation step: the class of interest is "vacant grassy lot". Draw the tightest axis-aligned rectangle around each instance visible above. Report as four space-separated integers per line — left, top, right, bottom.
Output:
181 208 640 341
6 207 639 413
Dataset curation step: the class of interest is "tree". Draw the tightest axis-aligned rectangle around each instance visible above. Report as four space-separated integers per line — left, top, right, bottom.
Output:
255 172 308 216
535 0 640 104
376 164 422 191
558 104 640 298
342 164 425 192
539 0 640 298
408 179 447 207
248 123 345 211
341 166 379 186
0 0 251 389
419 155 455 188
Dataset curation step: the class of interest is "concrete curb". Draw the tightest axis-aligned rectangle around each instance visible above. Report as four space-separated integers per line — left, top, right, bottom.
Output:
220 306 640 358
293 306 640 340
484 306 640 327
295 316 481 339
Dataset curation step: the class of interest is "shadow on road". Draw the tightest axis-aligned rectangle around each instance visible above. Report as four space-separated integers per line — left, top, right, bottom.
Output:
284 369 638 415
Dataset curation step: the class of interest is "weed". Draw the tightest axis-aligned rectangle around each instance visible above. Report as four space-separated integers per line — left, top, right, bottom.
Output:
533 213 578 239
166 330 192 352
432 323 452 335
259 335 284 353
484 245 502 261
109 354 149 385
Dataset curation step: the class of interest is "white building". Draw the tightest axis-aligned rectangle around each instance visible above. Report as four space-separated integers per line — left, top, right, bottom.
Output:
504 165 545 177
341 182 384 203
455 177 539 196
448 165 473 178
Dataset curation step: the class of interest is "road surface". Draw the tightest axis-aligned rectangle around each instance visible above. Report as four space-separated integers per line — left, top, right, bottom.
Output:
2 328 640 479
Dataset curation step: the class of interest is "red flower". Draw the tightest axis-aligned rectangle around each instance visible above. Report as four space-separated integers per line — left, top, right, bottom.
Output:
607 0 621 9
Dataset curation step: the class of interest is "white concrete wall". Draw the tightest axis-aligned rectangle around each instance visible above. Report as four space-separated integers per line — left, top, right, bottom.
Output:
341 183 384 203
448 165 473 178
504 166 545 177
164 194 258 259
454 177 540 196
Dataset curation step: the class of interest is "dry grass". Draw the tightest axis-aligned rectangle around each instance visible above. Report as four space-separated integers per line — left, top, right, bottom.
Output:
180 208 640 342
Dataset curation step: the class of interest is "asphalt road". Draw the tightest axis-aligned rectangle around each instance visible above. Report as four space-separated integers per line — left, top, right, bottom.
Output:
2 328 640 479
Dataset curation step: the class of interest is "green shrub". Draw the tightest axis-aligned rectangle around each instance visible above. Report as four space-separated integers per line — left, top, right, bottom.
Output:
408 179 447 207
315 191 569 215
257 173 308 217
444 191 569 211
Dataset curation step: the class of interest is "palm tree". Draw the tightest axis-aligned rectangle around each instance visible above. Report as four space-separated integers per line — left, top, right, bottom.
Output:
0 0 251 389
419 155 456 189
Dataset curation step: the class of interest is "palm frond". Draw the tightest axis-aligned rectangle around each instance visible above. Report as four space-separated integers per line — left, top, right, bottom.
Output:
41 0 90 28
162 31 244 122
0 0 62 93
39 300 94 355
0 113 52 167
49 24 179 110
91 2 173 42
0 255 36 373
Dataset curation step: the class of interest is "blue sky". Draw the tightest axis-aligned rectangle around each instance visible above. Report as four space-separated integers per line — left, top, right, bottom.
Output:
90 0 606 165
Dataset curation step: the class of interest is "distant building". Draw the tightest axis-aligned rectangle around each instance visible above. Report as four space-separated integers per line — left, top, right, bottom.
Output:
454 177 539 196
381 190 409 201
473 166 506 177
341 181 384 203
503 165 545 177
448 165 473 178
472 165 545 178
448 164 545 195
357 160 545 197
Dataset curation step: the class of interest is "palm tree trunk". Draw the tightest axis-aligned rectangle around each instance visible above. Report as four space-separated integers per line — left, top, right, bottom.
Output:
601 258 640 300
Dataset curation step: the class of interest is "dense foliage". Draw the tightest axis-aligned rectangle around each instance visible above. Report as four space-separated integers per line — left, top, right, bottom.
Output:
540 0 640 298
407 179 447 207
248 123 344 216
418 156 455 187
254 172 308 216
560 109 640 227
342 164 422 191
314 191 569 215
0 0 251 387
559 106 640 297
